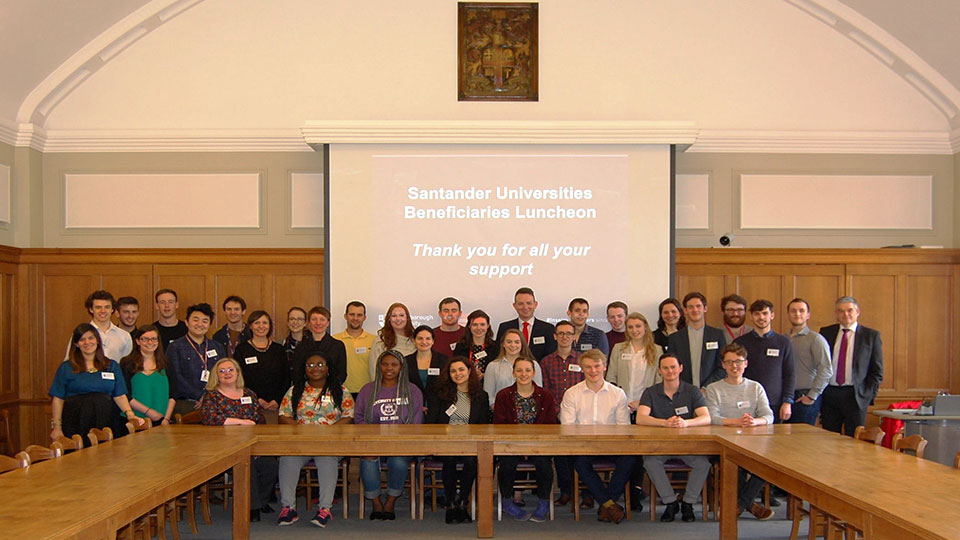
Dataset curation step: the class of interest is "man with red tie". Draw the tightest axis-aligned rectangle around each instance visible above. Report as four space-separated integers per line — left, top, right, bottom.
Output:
819 296 884 436
495 287 556 361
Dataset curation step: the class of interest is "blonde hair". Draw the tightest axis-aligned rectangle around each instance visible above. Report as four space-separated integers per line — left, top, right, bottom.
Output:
626 312 658 366
205 357 245 391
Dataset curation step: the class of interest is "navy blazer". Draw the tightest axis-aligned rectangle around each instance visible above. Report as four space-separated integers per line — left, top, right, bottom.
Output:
667 325 727 388
819 324 883 410
496 318 556 361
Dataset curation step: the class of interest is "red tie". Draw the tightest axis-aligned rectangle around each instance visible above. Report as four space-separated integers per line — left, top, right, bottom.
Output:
522 321 530 343
837 329 850 385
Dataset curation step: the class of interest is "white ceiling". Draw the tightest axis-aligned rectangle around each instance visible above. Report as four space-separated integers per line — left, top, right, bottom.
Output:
1 0 958 152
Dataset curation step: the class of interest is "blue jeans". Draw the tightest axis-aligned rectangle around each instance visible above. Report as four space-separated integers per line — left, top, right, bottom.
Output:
361 456 412 498
573 455 635 505
787 390 822 426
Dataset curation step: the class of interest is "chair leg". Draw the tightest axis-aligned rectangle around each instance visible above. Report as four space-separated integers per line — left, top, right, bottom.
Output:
572 469 581 521
408 463 417 520
166 501 180 540
340 460 350 520
418 464 425 520
647 473 657 521
787 495 802 540
198 484 211 527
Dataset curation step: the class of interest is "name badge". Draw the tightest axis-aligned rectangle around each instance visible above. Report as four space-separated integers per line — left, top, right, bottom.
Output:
244 356 258 364
580 344 593 351
475 350 488 360
737 401 751 409
445 404 457 416
101 372 115 380
766 348 780 356
705 341 719 350
568 364 582 372
321 395 333 404
532 336 545 345
674 406 689 415
240 396 252 405
356 346 368 354
205 349 218 358
621 353 632 361
200 370 210 382
427 367 440 376
449 343 457 351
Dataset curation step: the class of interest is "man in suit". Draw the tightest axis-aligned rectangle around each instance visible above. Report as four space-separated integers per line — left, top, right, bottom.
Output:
819 296 883 436
495 287 556 361
667 292 726 389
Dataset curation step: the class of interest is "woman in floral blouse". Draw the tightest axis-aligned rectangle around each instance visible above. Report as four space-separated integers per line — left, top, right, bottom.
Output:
276 352 354 528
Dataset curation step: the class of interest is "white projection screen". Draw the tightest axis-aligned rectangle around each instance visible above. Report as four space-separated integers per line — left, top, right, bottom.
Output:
328 144 672 333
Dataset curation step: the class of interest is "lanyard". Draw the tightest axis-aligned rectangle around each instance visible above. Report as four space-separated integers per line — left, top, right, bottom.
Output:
186 337 209 370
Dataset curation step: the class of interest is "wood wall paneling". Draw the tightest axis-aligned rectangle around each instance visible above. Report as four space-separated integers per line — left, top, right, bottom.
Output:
273 274 324 337
152 272 208 322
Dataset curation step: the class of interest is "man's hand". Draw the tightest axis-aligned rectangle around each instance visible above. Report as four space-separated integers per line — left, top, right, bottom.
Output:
665 415 687 428
779 402 792 422
798 395 814 406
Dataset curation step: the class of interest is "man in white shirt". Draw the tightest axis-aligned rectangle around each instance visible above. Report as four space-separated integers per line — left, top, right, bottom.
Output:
67 290 132 362
560 349 633 524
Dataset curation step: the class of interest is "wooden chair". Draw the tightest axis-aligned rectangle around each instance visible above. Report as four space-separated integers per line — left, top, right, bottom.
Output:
892 434 928 458
645 458 712 521
20 443 64 463
174 411 202 424
0 452 29 473
493 459 549 521
572 460 631 521
171 411 210 534
53 434 85 452
954 450 959 469
126 417 153 435
298 457 351 519
0 408 14 455
358 459 417 520
87 427 114 446
853 425 885 445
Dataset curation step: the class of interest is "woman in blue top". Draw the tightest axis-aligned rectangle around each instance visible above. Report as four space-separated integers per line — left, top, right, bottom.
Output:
355 350 423 520
49 323 141 444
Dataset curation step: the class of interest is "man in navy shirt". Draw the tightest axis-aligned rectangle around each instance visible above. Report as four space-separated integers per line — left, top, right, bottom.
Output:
567 298 610 357
167 303 226 416
734 299 796 423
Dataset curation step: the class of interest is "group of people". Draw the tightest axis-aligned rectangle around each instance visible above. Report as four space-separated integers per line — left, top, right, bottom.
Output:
47 286 882 528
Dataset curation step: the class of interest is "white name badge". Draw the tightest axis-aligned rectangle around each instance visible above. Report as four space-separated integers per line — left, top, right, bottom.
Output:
320 395 333 404
532 336 545 345
621 353 632 361
568 364 582 372
449 343 457 351
427 367 440 376
200 370 210 382
580 344 593 351
675 406 690 415
766 348 780 356
705 342 719 350
244 356 258 364
737 401 751 409
240 396 252 405
205 349 218 358
445 404 457 416
356 346 368 354
101 372 115 380
475 350 488 360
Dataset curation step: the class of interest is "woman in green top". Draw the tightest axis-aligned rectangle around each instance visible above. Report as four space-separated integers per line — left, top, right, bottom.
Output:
120 324 177 425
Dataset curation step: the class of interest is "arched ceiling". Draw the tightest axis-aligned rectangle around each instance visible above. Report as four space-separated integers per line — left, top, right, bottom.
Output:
1 0 958 152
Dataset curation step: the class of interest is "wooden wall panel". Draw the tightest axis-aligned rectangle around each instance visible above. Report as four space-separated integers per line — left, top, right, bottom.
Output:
153 273 209 322
904 275 951 392
785 273 845 333
273 274 324 337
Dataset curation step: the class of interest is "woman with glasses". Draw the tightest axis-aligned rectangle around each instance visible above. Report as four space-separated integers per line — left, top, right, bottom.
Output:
200 357 279 522
282 306 307 368
120 324 177 425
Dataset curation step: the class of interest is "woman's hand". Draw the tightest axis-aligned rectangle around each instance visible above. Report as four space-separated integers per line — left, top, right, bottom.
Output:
49 426 64 441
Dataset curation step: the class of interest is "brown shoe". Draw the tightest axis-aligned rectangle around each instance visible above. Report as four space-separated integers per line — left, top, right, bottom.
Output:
749 502 774 521
596 504 610 522
604 502 625 524
581 495 595 509
554 494 571 507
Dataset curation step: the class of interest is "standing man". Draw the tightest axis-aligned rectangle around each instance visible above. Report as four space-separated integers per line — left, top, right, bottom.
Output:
539 320 582 506
496 287 556 361
166 303 226 416
213 295 249 357
605 301 628 350
636 352 712 523
333 301 375 395
116 296 140 334
786 298 832 426
69 290 133 362
720 294 753 343
560 349 633 524
667 293 726 389
819 296 883 436
153 288 187 352
567 298 610 357
433 297 465 355
735 299 795 423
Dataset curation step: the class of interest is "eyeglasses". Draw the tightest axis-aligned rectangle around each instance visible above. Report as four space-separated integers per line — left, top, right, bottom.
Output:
288 317 306 323
218 367 236 374
555 331 574 337
139 337 159 343
722 359 746 366
306 362 326 369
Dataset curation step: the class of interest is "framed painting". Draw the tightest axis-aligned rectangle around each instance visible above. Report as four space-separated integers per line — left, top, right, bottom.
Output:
458 2 538 101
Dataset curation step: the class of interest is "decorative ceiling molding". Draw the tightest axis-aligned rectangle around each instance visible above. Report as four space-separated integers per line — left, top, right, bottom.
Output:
0 119 45 151
689 130 954 155
38 128 312 153
951 129 960 155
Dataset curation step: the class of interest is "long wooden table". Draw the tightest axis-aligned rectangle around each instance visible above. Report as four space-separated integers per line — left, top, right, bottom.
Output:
1 424 958 539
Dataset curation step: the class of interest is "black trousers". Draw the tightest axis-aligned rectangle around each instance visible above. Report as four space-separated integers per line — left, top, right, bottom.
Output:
441 456 477 505
498 456 553 500
820 385 865 436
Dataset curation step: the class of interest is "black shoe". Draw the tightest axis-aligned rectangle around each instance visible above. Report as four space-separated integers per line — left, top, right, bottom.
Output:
445 507 457 524
369 510 383 520
630 500 643 512
660 501 680 522
680 501 695 522
769 497 781 507
458 506 472 523
260 504 275 514
249 509 261 522
383 511 396 520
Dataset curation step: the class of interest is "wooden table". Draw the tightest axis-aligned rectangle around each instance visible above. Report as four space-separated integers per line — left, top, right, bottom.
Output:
2 423 958 540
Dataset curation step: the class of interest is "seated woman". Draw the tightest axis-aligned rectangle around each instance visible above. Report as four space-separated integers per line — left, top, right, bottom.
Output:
652 298 685 353
493 357 556 522
234 310 290 423
120 324 177 425
200 357 279 522
483 328 542 408
425 356 490 524
453 310 499 375
368 303 417 381
405 325 448 398
49 323 141 445
607 312 663 414
355 350 423 520
276 352 355 528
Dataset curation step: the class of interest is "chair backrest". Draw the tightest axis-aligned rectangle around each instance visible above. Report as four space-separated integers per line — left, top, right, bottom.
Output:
53 434 85 452
175 411 202 424
853 425 885 445
87 427 114 446
892 434 928 458
0 409 14 456
0 452 29 473
126 417 153 435
21 443 64 463
954 450 959 469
